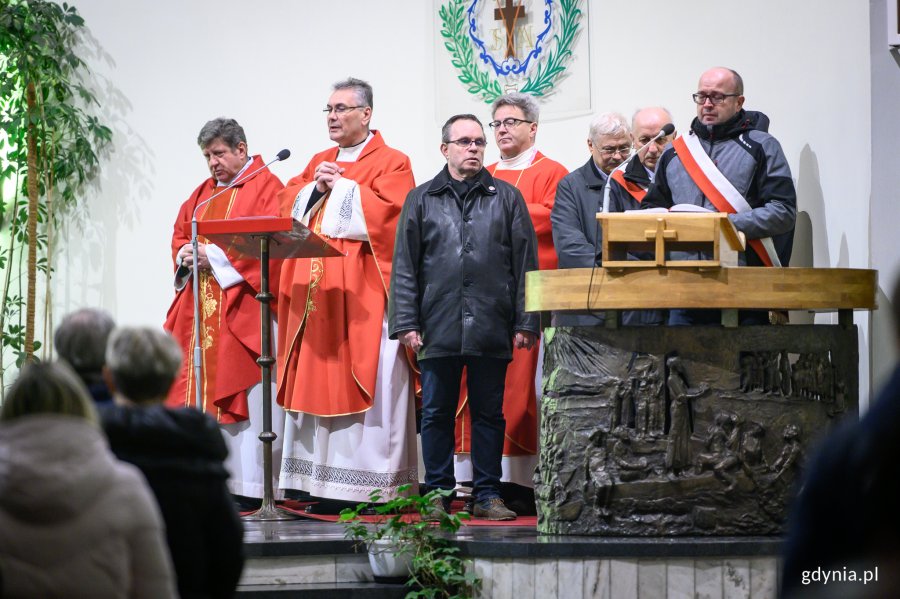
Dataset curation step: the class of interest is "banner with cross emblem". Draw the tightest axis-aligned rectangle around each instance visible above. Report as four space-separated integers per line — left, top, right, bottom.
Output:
432 0 592 118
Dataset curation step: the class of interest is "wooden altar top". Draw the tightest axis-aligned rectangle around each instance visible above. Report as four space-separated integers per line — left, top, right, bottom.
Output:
525 267 878 313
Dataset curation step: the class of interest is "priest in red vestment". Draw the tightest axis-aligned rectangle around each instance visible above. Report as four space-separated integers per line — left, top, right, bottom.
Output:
165 117 285 503
455 93 568 511
276 78 418 503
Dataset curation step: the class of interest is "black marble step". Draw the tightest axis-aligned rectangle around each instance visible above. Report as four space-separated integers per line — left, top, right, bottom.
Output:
236 582 408 598
242 520 782 559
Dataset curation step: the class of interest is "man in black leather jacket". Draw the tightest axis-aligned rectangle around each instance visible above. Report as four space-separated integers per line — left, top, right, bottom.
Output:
389 114 539 521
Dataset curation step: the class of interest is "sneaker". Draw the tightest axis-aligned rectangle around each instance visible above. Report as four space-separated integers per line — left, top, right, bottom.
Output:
422 495 449 522
473 497 517 521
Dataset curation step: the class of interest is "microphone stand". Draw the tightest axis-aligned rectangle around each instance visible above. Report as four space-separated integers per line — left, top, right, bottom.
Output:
187 153 287 411
601 125 674 215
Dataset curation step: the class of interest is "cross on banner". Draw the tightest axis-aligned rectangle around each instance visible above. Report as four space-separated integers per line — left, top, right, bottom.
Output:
494 0 525 59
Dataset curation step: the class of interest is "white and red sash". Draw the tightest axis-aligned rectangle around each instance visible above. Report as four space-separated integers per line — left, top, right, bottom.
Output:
673 133 781 267
610 169 647 203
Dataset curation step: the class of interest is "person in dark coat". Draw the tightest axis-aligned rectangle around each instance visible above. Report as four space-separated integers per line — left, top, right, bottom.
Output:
0 361 177 599
388 114 539 521
781 274 900 598
100 327 244 599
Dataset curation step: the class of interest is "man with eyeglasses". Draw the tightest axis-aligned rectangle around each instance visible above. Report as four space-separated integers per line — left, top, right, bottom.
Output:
550 112 632 326
276 77 418 507
643 67 796 326
604 106 677 327
450 92 567 514
389 114 539 520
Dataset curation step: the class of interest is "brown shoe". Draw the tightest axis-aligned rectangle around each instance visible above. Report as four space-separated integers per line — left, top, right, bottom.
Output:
422 495 449 522
473 497 516 521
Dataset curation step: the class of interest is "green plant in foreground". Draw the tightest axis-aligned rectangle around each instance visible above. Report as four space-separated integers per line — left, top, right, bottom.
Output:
340 484 481 599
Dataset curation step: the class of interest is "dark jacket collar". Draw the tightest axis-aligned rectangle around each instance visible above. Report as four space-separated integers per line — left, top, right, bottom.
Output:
427 165 497 196
581 157 607 189
690 109 771 142
623 154 652 186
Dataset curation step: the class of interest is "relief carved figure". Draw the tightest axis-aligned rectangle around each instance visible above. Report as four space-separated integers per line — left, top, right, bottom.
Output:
665 356 707 475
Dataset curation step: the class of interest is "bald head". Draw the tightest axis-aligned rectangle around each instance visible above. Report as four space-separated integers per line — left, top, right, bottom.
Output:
632 107 674 171
695 67 745 126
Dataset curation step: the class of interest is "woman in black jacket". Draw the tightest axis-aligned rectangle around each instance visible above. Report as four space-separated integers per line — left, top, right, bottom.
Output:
100 327 244 599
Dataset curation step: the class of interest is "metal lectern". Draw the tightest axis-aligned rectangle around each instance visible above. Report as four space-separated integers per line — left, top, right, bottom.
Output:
194 215 343 521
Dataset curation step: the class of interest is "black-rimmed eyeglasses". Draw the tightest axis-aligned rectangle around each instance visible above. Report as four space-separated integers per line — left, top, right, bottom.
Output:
445 138 487 148
488 117 534 129
692 93 740 105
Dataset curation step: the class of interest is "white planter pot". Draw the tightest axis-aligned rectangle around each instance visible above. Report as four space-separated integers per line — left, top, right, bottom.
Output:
367 538 413 580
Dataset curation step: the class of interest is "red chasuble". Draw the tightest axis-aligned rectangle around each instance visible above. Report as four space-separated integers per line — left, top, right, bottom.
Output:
455 152 568 458
276 131 415 417
164 155 284 424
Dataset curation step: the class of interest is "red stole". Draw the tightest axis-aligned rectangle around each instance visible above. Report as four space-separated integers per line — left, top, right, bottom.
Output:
610 169 648 203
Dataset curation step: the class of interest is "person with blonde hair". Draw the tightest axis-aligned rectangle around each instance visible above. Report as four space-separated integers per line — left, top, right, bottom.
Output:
0 361 176 598
101 326 244 598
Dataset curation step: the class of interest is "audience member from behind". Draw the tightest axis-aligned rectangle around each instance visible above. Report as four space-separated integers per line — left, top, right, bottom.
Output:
0 361 177 599
781 274 900 598
54 307 116 405
101 327 244 598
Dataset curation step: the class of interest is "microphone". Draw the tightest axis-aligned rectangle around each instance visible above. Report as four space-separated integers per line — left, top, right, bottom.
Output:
602 124 674 214
631 123 675 161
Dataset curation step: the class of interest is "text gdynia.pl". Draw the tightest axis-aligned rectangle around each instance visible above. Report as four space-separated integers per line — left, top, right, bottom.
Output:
802 566 878 586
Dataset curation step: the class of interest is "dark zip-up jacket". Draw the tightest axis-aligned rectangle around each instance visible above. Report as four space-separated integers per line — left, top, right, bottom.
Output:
643 110 796 266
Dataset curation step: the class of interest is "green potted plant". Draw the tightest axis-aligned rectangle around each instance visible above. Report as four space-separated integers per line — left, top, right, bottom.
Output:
0 0 112 383
339 484 481 598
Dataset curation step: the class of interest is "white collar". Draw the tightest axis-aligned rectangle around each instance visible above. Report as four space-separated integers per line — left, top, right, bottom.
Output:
217 156 253 187
336 131 374 163
494 146 538 171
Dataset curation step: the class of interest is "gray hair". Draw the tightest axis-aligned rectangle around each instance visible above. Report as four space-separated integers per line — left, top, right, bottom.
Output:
491 92 540 123
2 362 98 425
54 308 116 385
441 114 483 143
333 77 373 110
588 112 630 142
106 327 182 403
197 117 247 151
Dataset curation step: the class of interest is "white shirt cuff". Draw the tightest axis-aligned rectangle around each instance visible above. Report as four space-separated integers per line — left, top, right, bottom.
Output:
207 244 244 289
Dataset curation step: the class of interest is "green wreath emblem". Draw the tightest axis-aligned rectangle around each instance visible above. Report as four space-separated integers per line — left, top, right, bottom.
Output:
438 0 583 103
